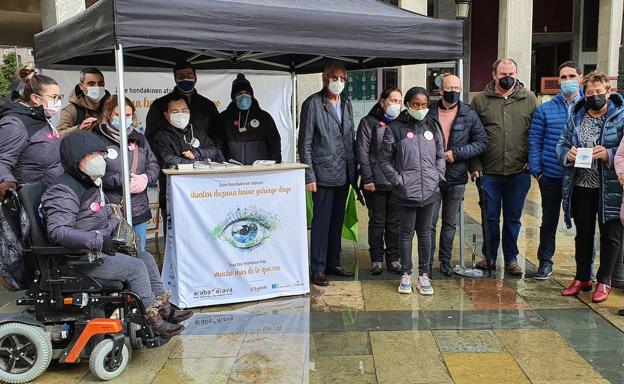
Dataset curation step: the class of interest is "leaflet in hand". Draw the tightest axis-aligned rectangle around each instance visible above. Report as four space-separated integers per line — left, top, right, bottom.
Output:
574 147 593 169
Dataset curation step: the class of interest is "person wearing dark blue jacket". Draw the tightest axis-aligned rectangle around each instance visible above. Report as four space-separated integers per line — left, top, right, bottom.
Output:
557 72 624 303
429 75 488 276
298 62 357 287
529 61 583 280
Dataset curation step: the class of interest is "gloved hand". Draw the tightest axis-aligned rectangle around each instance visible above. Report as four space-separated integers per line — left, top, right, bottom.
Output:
0 181 17 202
129 173 149 194
101 235 117 256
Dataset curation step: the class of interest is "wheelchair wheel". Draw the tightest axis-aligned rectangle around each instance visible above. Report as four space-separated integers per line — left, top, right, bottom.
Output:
89 338 131 381
128 323 145 350
0 322 52 383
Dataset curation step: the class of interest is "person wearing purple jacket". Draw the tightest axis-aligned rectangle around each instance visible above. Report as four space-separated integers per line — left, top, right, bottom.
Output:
0 75 63 202
93 95 160 251
41 131 192 337
379 86 446 296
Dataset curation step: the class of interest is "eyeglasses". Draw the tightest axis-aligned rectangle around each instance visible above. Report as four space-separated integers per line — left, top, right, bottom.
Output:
443 87 461 92
36 94 61 103
329 76 347 82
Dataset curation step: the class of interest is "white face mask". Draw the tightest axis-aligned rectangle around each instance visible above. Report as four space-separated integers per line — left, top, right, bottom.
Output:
328 79 345 96
44 99 63 118
169 112 190 130
385 103 401 120
85 86 106 102
84 155 107 179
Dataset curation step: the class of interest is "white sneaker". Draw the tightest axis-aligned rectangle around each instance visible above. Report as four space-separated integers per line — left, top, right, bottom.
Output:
398 274 412 294
417 274 434 295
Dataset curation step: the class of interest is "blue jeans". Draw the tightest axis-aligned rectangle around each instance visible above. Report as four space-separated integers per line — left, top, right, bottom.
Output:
537 176 562 266
482 171 531 263
133 221 148 252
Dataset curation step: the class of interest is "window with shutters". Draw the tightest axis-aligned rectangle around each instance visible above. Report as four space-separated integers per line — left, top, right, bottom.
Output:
582 0 599 52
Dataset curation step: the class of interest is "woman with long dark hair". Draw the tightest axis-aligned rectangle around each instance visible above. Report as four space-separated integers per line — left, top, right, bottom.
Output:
356 86 403 275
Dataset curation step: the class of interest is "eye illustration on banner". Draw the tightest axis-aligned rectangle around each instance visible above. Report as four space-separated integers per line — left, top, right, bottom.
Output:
210 206 279 249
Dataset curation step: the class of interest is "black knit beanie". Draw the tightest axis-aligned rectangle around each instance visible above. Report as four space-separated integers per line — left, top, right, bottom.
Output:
231 73 254 99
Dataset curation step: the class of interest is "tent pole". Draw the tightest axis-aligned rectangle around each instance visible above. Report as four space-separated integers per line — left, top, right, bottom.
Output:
291 72 297 163
115 42 133 225
457 58 465 269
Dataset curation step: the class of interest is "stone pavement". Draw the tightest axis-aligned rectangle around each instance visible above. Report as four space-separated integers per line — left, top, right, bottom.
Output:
2 179 624 383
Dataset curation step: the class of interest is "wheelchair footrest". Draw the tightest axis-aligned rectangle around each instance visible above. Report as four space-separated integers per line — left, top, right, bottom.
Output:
143 335 171 349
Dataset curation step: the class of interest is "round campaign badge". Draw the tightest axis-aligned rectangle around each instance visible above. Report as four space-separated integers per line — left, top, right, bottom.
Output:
191 138 200 148
406 132 415 139
250 119 260 128
107 148 118 160
89 202 101 213
424 131 434 141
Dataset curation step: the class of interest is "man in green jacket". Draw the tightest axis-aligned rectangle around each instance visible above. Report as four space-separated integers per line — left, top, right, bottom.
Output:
471 58 537 276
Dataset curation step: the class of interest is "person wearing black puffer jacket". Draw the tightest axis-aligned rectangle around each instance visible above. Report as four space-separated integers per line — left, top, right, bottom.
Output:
0 75 63 202
41 131 191 337
379 86 445 297
356 87 403 275
93 95 160 251
152 95 224 230
214 73 282 165
428 75 488 276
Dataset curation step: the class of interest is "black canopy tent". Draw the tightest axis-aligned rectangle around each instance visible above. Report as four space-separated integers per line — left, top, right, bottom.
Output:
34 0 463 73
33 0 464 227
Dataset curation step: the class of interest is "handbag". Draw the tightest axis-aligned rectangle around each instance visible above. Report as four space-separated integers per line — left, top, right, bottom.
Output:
108 203 140 256
106 144 141 256
0 190 33 289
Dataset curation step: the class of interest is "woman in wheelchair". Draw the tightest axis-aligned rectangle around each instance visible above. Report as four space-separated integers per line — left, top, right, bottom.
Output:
0 75 63 203
40 131 192 337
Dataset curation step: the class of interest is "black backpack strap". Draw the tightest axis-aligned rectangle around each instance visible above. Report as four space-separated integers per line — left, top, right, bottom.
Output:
74 105 87 127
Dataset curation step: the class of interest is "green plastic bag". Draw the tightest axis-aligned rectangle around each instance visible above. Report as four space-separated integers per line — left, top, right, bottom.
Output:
305 187 359 243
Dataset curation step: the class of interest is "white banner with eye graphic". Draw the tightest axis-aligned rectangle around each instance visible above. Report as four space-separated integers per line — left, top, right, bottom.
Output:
162 167 310 307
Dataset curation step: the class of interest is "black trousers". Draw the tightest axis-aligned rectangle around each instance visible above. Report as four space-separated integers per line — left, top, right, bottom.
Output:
572 187 622 284
310 184 349 274
397 202 436 276
363 190 400 265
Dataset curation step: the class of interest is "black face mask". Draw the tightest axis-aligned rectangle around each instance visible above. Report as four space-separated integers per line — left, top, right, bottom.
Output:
498 76 515 91
586 94 607 112
443 90 460 105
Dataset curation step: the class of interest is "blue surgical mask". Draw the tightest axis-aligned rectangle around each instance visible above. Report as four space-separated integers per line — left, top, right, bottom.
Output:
176 79 195 93
560 80 579 96
236 94 252 111
111 117 133 130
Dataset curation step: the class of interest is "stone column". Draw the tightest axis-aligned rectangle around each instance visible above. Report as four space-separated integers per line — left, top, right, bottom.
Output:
597 0 623 76
41 0 85 29
398 0 428 92
497 0 533 89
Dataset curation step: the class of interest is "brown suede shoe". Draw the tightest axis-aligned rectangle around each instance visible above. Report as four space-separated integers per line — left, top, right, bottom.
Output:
505 261 523 276
160 301 194 324
476 259 496 270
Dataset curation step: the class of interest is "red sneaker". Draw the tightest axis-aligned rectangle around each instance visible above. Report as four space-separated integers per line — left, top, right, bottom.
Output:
562 280 592 296
592 283 611 303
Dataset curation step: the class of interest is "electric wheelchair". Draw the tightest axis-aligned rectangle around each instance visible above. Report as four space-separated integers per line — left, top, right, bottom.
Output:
0 183 168 383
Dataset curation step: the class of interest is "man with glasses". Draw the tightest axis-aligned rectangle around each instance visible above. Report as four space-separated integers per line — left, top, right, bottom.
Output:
471 58 538 276
298 61 357 286
58 67 110 137
529 61 583 279
429 75 488 276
